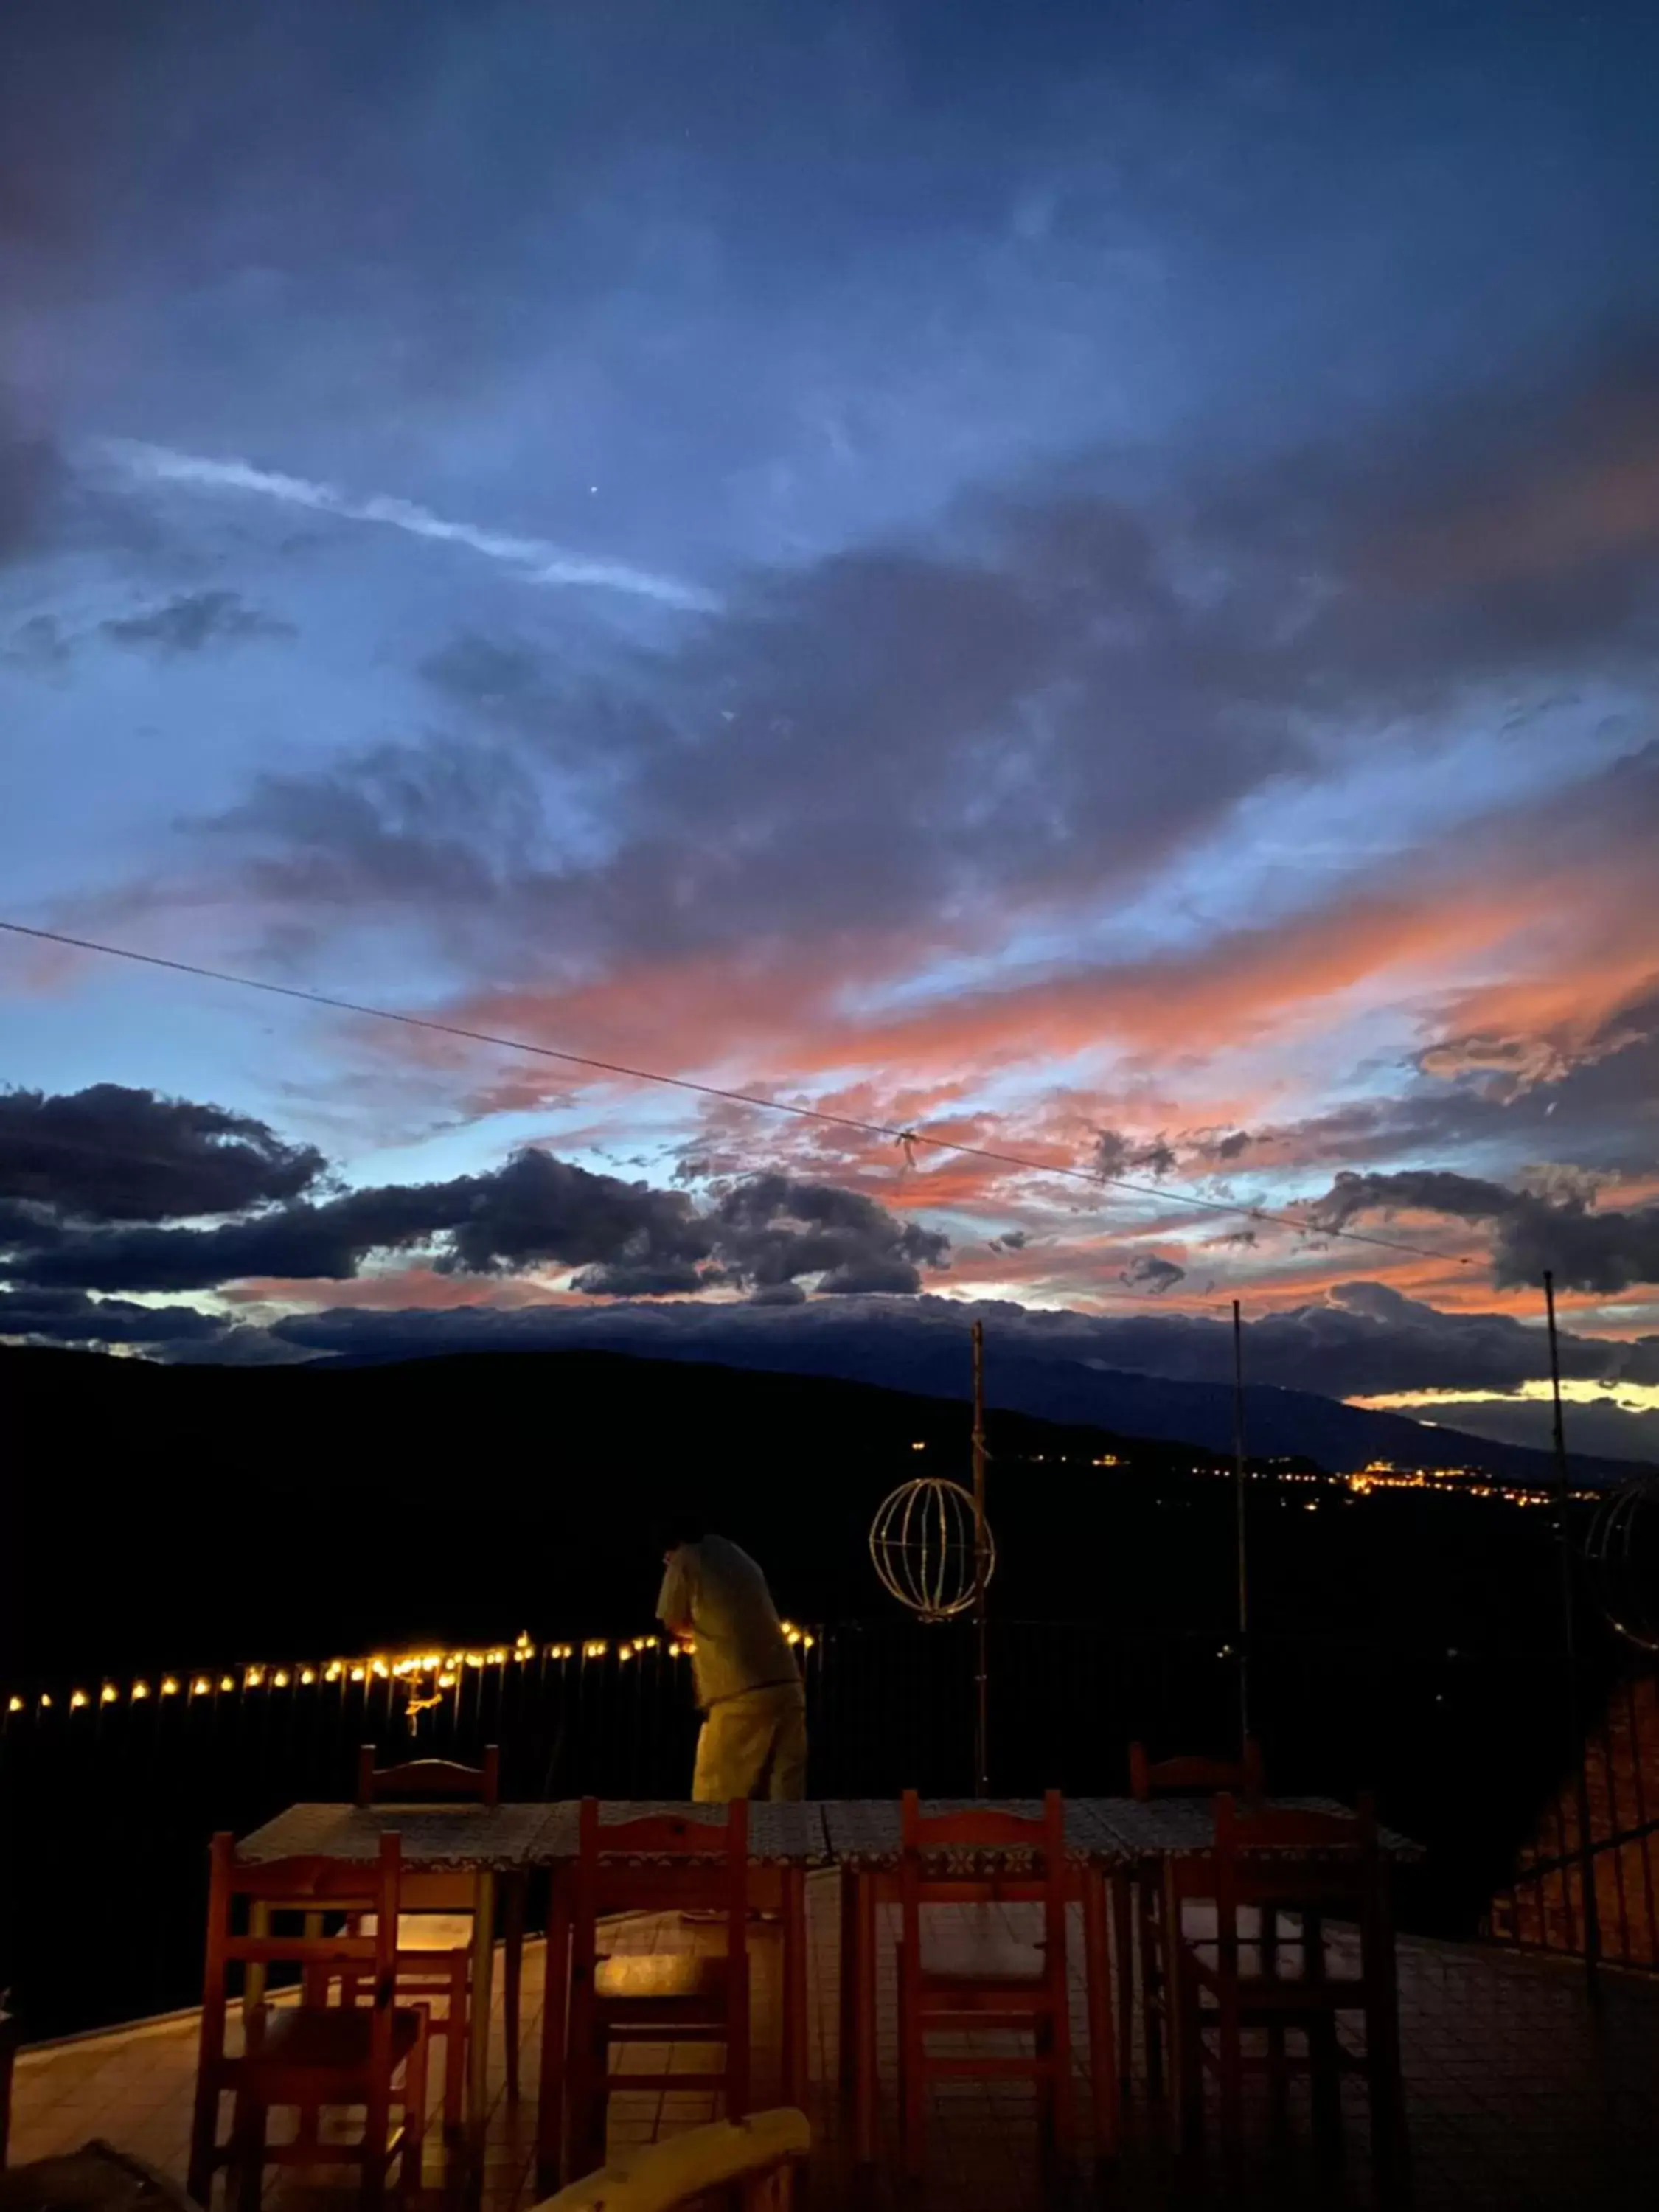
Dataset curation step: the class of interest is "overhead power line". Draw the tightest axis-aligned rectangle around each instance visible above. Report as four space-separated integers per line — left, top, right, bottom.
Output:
0 917 1473 1268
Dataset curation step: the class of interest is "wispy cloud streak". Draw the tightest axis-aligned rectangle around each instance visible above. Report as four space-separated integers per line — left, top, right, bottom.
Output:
97 439 719 612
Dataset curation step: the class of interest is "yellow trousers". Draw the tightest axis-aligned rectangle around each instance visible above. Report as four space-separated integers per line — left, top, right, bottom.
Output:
692 1682 808 1802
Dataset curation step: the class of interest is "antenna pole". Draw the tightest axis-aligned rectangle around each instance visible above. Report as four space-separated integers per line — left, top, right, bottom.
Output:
1232 1299 1251 1752
972 1318 990 1798
1545 1270 1600 1992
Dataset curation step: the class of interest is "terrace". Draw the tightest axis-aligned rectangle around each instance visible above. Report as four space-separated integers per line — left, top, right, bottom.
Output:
7 1881 1657 2211
1 1619 1656 2211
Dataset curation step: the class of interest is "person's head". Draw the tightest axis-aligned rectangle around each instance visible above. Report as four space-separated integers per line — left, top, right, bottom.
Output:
654 1509 706 1561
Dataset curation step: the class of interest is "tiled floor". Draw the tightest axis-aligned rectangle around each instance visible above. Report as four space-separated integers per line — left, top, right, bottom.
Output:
8 1877 1658 2210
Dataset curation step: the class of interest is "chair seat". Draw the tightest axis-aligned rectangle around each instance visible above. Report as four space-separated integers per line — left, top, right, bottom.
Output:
356 1910 474 1953
594 1952 731 2006
902 1930 1049 1987
237 2005 423 2078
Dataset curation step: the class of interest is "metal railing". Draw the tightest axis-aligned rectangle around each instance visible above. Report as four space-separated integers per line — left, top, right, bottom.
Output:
1487 1666 1659 1975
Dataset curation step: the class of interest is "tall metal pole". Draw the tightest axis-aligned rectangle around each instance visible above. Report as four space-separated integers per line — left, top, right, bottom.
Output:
1544 1270 1600 1992
1232 1299 1251 1752
971 1318 990 1798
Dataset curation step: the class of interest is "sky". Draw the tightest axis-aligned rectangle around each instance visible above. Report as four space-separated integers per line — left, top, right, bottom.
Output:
2 1 1658 1455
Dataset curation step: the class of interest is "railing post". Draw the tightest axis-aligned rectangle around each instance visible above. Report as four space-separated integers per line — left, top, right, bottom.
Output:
1545 1270 1601 1994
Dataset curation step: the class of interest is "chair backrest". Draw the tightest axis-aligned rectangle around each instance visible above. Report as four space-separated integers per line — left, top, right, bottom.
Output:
1129 1737 1265 1801
356 1743 500 1806
538 2107 810 2211
1211 1791 1382 1933
899 1792 1068 1975
198 1832 403 2066
574 1798 749 1934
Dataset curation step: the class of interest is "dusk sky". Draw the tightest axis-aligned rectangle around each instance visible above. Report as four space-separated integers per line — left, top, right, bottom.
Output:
3 1 1657 1453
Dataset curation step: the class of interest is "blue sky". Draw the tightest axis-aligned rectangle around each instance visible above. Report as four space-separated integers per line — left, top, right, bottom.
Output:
3 0 1659 1438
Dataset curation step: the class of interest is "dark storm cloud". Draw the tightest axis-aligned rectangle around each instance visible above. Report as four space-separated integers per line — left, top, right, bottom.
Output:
0 1286 227 1348
0 1084 326 1221
100 590 294 655
0 1094 949 1299
1307 1170 1659 1295
707 1173 949 1295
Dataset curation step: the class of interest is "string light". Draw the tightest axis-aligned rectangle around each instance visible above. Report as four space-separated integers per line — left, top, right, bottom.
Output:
3 1627 823 1712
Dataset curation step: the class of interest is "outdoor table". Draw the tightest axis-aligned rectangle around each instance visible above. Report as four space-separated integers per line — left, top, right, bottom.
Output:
823 1800 1120 2166
531 1800 832 2195
236 1801 563 2141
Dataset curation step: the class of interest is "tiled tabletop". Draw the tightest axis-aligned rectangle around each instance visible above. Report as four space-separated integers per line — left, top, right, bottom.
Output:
236 1801 566 1870
237 1799 832 1868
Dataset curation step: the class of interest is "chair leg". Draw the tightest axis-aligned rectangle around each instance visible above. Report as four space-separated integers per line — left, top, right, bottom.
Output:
187 2070 219 2205
401 2015 431 2200
231 2092 265 2212
1140 1881 1166 2099
361 2079 391 2212
442 1961 468 2135
503 1877 525 2103
900 1995 925 2182
837 1866 858 2094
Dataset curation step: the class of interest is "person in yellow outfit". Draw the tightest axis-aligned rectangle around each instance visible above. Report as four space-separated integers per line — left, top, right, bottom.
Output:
655 1514 807 1801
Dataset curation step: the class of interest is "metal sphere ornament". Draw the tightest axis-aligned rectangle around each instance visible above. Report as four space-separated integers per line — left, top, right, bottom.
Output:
1585 1472 1659 1654
869 1476 996 1623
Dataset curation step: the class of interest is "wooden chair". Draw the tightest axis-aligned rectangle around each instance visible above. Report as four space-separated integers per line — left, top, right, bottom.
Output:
355 1743 520 2127
1127 1738 1265 2097
1169 1794 1406 2180
537 2107 809 2211
188 1832 429 2212
566 1800 752 2180
894 1790 1072 2182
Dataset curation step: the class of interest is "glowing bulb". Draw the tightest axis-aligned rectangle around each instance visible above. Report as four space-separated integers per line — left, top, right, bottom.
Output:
325 1663 344 1683
299 1669 316 1686
371 1660 389 1680
438 1672 457 1689
245 1669 263 1688
39 1694 52 1710
274 1669 290 1688
161 1677 180 1697
220 1676 235 1693
801 1634 815 1649
100 1683 118 1705
192 1677 212 1697
350 1666 366 1683
131 1680 150 1700
71 1690 89 1710
7 1696 23 1714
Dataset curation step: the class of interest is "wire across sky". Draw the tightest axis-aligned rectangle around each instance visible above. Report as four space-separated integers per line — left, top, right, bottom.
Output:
0 917 1475 1269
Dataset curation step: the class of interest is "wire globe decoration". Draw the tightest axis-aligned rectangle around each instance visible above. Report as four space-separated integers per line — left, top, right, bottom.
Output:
1585 1472 1659 1654
869 1476 996 1623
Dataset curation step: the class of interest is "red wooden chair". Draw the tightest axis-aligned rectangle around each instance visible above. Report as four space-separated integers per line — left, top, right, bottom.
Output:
188 1832 429 2212
894 1791 1072 2182
1169 1794 1406 2179
1127 1739 1266 2097
565 1800 752 2180
355 1744 521 2128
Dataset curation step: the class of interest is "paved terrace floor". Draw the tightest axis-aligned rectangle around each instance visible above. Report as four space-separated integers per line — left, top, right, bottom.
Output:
9 1877 1657 2211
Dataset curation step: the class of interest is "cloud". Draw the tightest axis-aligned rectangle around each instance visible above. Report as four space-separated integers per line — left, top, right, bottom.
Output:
100 590 295 655
97 439 720 612
0 1083 327 1221
1307 1169 1659 1294
1121 1253 1186 1294
0 1088 950 1301
0 1286 228 1349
